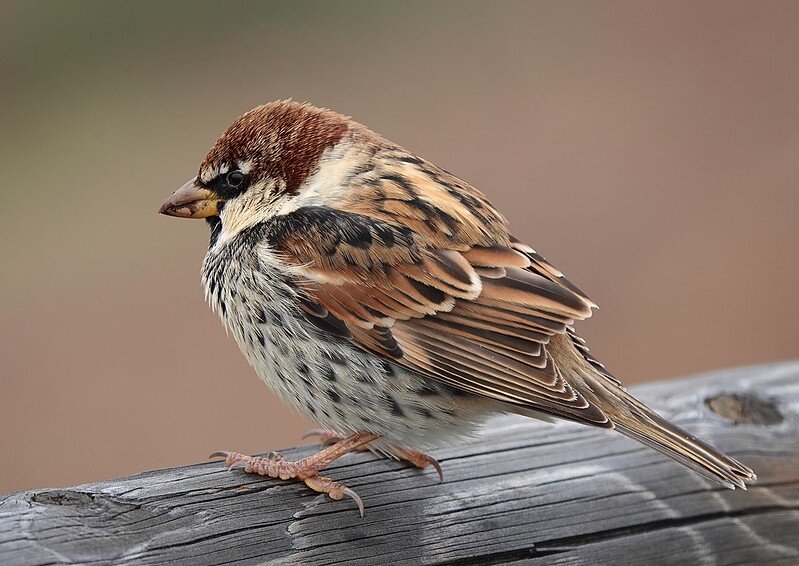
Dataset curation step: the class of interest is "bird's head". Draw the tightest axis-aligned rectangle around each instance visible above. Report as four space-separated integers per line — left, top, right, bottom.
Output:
159 100 350 240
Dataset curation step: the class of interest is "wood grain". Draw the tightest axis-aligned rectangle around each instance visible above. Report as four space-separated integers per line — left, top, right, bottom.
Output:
1 362 798 565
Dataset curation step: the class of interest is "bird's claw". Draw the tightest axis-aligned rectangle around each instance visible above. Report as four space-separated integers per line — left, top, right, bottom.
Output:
399 450 444 483
303 475 365 517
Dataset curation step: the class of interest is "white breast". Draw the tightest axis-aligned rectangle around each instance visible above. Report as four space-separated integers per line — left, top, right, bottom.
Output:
200 221 499 454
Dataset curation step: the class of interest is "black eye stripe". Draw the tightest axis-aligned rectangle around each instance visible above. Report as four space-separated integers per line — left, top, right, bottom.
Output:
211 169 250 198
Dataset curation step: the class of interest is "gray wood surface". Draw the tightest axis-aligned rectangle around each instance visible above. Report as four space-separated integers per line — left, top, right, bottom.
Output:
2 362 798 565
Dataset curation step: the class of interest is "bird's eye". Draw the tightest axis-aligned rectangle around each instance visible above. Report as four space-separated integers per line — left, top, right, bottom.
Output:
227 171 245 187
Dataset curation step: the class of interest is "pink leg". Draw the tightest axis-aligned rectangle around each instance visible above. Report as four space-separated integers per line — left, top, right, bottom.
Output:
303 429 444 482
211 431 378 516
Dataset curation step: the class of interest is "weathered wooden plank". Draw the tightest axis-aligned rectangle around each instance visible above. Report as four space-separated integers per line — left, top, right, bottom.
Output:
1 362 798 565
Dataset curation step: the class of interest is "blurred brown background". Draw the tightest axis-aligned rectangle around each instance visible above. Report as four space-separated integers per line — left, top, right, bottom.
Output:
1 0 797 494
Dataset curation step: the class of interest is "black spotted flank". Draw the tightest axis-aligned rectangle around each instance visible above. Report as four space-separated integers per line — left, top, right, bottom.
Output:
384 395 406 418
379 359 395 377
207 272 218 298
355 372 376 385
325 351 348 366
297 363 313 388
327 388 342 403
414 406 435 419
320 363 337 381
414 383 440 396
259 307 275 325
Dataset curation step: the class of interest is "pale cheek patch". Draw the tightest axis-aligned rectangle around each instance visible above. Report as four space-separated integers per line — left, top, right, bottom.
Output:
214 183 283 248
276 142 368 216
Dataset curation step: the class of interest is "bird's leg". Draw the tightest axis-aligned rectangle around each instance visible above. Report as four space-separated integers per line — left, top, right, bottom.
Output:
211 431 378 516
303 429 443 482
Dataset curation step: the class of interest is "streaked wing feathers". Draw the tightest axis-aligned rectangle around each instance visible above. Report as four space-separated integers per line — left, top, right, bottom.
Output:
263 159 609 427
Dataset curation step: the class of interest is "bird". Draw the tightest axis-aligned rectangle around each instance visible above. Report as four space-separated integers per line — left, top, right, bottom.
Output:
159 100 755 515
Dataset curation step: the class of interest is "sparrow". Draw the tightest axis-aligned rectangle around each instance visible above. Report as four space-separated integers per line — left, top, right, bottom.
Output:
159 100 755 515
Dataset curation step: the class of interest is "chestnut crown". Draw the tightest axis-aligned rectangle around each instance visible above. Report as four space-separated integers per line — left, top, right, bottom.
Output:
199 100 350 195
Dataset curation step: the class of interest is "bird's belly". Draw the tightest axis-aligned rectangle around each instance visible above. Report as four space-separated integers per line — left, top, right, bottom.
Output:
232 311 497 452
203 252 498 452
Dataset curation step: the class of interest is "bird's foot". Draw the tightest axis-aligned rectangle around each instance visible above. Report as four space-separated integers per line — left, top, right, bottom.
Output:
211 431 378 516
396 448 444 483
303 428 443 482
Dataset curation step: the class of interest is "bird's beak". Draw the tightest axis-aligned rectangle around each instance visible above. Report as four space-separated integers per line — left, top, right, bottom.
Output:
159 178 221 219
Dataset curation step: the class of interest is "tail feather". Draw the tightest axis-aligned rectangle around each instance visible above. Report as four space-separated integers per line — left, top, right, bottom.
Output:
609 389 756 489
550 333 756 489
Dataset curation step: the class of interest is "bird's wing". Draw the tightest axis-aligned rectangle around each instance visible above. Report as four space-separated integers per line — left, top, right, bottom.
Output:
262 155 611 427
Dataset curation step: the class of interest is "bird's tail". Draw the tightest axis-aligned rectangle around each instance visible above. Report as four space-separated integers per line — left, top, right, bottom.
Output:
538 334 755 488
599 383 756 489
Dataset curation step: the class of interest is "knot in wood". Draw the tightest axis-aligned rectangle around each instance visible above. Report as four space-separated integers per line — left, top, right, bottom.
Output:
705 392 783 425
30 490 94 507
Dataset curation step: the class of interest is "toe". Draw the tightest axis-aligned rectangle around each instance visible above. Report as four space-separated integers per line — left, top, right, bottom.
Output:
304 475 365 517
209 450 246 468
399 450 445 483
